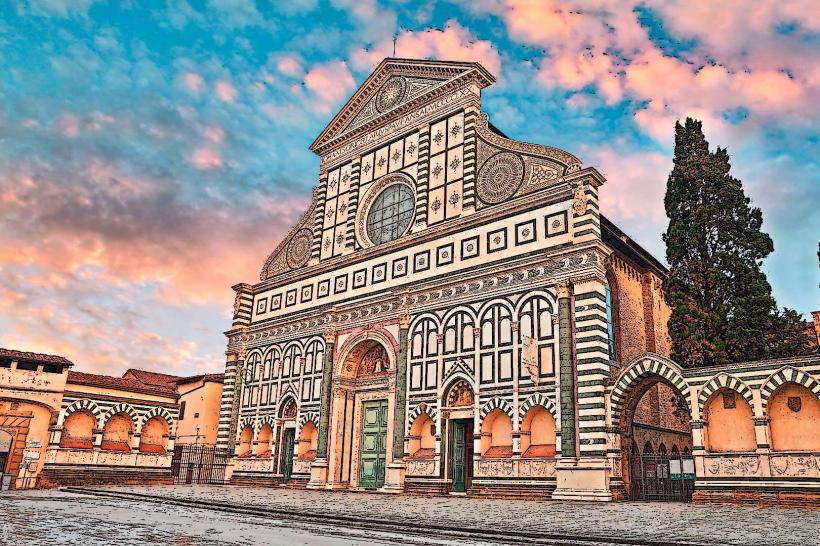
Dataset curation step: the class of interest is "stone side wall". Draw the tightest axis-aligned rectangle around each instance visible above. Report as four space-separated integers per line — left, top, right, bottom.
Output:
608 255 672 367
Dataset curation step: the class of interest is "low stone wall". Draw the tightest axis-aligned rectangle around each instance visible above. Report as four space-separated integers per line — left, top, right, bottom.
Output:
38 448 173 488
40 465 172 488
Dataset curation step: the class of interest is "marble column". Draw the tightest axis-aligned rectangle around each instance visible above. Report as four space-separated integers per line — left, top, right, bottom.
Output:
557 280 577 458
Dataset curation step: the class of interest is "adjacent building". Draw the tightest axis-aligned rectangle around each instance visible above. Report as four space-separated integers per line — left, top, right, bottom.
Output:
0 348 222 489
218 58 820 505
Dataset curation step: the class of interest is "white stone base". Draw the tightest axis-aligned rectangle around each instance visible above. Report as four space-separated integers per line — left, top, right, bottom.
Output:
551 456 613 502
306 459 329 489
380 460 406 494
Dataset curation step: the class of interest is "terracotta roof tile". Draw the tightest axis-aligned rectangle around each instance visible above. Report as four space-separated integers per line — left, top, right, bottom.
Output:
67 370 177 396
123 369 183 387
0 347 73 367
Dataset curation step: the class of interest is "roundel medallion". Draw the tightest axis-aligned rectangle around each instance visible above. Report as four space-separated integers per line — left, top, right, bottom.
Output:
375 76 407 113
286 228 312 269
476 152 524 205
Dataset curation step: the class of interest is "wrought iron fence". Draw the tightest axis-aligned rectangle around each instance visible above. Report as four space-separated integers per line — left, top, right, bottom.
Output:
171 444 230 485
630 453 695 502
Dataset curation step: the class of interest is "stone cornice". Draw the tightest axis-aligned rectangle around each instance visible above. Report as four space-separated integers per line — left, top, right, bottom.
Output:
226 246 604 350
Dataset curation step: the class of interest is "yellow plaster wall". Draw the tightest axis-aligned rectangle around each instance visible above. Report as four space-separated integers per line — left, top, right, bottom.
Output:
704 389 756 452
768 384 820 452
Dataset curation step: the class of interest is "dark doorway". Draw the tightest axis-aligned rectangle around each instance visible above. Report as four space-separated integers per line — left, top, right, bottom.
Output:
449 419 473 493
282 428 296 483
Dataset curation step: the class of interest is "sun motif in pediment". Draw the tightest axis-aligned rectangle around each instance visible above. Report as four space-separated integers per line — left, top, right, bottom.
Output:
375 76 408 113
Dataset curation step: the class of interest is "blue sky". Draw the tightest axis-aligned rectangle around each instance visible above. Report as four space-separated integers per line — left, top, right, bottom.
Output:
1 0 818 375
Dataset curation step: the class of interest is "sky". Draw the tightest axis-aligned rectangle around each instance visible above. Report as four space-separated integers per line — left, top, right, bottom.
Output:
0 0 818 377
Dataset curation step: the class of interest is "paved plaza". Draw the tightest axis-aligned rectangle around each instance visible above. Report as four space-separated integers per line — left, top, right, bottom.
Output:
9 485 816 546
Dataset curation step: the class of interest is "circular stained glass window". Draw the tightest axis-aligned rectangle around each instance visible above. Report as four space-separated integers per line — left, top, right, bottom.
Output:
366 184 415 245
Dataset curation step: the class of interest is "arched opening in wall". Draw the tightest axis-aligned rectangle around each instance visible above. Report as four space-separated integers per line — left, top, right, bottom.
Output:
277 396 298 482
334 337 394 490
257 424 273 458
408 414 435 459
298 422 317 460
703 388 755 453
139 416 169 454
521 405 556 457
767 383 820 452
101 413 133 452
60 410 95 449
237 426 253 458
0 429 12 475
618 373 693 502
443 378 474 493
481 409 512 458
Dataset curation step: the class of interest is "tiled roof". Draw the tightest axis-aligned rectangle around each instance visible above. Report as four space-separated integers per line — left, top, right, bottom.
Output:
123 369 183 388
67 370 177 396
0 347 73 367
175 373 225 385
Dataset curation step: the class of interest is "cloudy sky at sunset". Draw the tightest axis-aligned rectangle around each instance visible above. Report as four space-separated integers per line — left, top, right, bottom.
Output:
1 1 818 376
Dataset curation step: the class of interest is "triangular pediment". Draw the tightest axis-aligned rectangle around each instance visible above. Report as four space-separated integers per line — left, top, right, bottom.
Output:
310 58 495 155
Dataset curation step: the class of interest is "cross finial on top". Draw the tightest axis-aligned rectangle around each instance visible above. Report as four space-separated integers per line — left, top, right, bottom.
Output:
392 34 397 56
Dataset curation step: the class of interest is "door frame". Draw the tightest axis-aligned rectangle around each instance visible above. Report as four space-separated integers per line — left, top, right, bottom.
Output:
448 418 474 493
281 428 296 482
358 398 388 489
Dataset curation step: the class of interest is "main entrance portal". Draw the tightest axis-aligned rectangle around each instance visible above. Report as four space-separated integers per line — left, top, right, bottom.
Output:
359 399 388 489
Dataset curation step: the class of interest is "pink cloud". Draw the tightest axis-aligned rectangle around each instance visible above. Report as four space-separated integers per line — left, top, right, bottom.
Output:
351 21 502 76
277 56 303 77
54 113 81 137
215 79 237 102
498 1 820 144
191 147 222 169
303 60 355 112
183 72 204 93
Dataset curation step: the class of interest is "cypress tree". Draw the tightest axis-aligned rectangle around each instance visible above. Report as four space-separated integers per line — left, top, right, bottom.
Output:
663 118 776 366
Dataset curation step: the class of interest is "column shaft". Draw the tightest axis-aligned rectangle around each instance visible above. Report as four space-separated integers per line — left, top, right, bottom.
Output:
392 315 410 459
316 336 336 458
558 282 577 458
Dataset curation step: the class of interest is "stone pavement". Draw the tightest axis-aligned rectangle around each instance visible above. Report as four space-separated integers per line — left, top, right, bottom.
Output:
0 489 490 546
61 485 820 546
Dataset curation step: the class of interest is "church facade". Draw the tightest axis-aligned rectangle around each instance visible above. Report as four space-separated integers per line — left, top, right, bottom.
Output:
219 59 820 504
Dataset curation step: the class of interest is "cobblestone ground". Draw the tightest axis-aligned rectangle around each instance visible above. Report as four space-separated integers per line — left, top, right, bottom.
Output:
0 490 495 546
61 485 820 546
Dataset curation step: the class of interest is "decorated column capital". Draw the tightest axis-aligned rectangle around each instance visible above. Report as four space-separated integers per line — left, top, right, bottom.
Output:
556 280 573 299
400 312 411 330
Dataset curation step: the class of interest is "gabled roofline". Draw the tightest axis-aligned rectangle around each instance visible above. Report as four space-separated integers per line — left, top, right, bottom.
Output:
601 215 668 276
310 57 495 154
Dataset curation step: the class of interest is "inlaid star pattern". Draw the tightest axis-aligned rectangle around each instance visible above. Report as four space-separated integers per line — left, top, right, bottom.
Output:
431 197 442 212
433 130 444 145
432 163 443 178
407 143 416 156
363 163 372 175
450 123 461 137
449 192 460 206
392 149 401 162
377 156 386 167
449 157 461 172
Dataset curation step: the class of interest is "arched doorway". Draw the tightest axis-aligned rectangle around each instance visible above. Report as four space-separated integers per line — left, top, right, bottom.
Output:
611 358 694 502
0 429 12 488
277 397 297 482
328 334 397 490
442 378 475 493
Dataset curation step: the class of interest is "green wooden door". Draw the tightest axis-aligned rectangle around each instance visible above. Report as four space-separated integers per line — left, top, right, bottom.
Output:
451 421 467 492
359 399 388 489
282 429 295 482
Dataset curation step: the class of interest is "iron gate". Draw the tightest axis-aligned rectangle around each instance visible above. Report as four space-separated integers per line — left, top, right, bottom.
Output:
171 444 230 485
630 454 695 502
